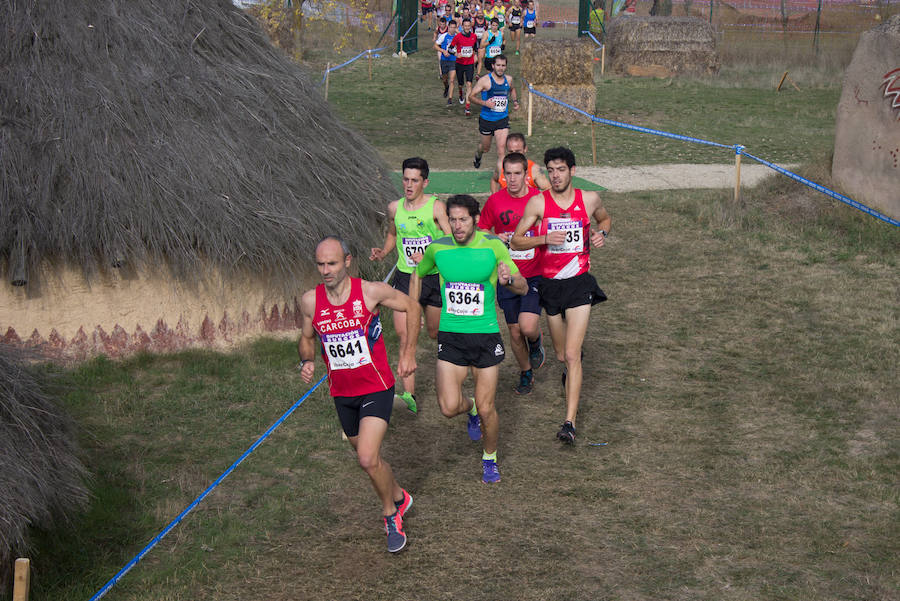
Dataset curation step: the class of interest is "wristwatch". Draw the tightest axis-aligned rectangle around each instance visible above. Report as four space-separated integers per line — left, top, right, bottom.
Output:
599 230 608 237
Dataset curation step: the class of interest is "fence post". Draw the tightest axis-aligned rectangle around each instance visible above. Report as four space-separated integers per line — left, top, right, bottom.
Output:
324 62 331 101
591 121 597 165
527 86 533 137
13 558 30 601
368 50 373 80
734 145 743 202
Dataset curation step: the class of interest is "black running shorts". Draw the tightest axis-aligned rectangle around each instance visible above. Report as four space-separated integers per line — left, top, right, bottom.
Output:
393 270 442 308
538 272 607 316
497 275 542 324
437 331 505 368
456 62 475 83
479 116 510 136
333 386 395 437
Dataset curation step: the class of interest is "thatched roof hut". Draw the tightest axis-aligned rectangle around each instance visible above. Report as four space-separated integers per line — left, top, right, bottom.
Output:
0 345 89 590
1 0 397 359
606 16 720 77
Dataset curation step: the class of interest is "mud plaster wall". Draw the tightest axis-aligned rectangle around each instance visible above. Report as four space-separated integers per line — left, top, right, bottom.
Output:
1 264 303 361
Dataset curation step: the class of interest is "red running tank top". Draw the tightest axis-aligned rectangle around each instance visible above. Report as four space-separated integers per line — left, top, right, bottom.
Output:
312 278 394 397
478 186 543 278
537 189 591 280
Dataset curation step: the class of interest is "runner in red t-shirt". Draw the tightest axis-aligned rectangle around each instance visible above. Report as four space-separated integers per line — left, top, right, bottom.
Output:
299 236 420 553
478 152 546 394
450 18 479 115
511 147 611 446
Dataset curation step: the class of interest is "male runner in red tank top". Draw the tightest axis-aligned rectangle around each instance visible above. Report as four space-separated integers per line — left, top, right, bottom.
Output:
511 147 611 445
299 236 420 553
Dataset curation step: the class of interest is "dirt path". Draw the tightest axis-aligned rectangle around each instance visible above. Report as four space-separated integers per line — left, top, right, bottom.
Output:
575 163 795 192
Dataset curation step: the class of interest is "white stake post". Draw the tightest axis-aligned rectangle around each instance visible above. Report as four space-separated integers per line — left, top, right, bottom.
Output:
527 87 533 137
13 558 30 601
734 147 743 202
324 62 331 101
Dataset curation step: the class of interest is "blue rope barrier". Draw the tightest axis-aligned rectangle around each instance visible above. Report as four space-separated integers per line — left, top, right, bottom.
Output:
526 83 898 227
88 375 328 601
587 31 604 49
319 46 389 85
527 83 732 150
740 150 900 227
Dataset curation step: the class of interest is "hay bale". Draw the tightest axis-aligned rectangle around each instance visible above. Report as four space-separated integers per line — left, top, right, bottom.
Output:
529 84 596 124
520 39 594 85
606 16 720 76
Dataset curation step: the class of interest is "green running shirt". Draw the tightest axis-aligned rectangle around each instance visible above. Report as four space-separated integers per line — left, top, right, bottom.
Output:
394 195 443 275
415 230 519 334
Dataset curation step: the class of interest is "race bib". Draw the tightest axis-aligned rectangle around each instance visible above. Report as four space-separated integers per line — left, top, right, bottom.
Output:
445 282 485 316
525 20 534 28
488 45 502 58
475 26 486 36
547 218 584 254
322 329 372 370
510 15 521 24
490 95 507 111
402 235 432 267
509 247 534 260
459 45 474 57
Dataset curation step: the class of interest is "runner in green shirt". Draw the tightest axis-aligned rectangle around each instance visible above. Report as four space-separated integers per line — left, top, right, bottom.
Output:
370 157 451 414
410 194 527 484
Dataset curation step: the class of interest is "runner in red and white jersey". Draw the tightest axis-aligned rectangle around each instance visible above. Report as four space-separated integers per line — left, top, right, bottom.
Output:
478 152 546 395
511 147 611 446
450 18 479 114
299 236 420 553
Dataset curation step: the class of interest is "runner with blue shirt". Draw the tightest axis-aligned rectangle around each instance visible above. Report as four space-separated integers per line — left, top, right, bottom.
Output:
468 53 518 180
434 19 458 106
477 17 503 75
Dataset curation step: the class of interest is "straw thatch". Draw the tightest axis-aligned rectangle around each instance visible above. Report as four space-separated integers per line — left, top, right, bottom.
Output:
606 16 720 76
1 0 395 293
0 344 89 589
529 84 596 124
520 39 594 86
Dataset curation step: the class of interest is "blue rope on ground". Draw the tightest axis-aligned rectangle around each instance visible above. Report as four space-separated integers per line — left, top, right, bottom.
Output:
88 375 328 601
527 83 898 227
740 150 900 227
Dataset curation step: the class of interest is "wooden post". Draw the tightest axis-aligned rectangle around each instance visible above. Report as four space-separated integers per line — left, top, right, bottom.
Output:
527 87 533 137
368 51 373 80
600 44 605 75
776 70 788 91
13 558 30 601
324 62 331 101
591 121 597 165
734 148 742 203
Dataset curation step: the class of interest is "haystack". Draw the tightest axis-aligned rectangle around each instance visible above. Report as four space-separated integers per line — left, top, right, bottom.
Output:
606 16 720 77
1 0 397 360
832 14 900 220
520 39 596 123
0 344 89 590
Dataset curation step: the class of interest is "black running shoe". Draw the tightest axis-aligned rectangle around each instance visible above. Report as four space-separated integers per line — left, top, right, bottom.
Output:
473 153 481 168
557 421 576 445
443 83 449 98
527 334 545 370
515 369 533 394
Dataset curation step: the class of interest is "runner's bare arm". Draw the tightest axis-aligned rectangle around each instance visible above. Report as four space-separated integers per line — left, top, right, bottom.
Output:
490 167 501 194
533 167 551 191
507 76 520 110
585 191 611 248
297 290 318 383
370 200 399 261
468 75 491 107
510 194 545 250
433 199 453 235
362 281 419 378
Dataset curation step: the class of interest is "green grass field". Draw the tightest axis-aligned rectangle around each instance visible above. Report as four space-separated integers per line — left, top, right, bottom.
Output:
16 22 899 601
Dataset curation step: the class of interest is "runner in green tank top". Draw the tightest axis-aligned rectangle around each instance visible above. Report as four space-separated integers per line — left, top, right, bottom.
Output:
370 157 451 414
410 195 527 484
